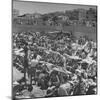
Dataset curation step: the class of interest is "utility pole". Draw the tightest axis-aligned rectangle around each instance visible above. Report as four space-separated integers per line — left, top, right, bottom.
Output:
23 42 28 86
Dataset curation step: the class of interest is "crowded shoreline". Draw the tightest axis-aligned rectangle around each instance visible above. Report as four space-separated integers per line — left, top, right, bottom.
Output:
12 30 97 99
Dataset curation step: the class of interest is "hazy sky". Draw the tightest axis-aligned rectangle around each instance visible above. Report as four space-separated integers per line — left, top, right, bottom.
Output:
13 0 97 15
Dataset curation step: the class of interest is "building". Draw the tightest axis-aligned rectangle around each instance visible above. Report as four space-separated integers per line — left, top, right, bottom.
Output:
13 12 42 25
78 9 86 21
33 12 42 18
58 15 69 21
18 12 42 20
13 9 19 18
22 13 35 19
86 8 97 21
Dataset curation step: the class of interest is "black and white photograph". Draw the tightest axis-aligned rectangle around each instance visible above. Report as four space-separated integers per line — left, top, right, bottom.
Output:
12 0 97 99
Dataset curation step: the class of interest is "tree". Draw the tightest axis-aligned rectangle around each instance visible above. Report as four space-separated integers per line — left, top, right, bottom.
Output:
52 16 58 25
65 10 79 20
42 15 49 22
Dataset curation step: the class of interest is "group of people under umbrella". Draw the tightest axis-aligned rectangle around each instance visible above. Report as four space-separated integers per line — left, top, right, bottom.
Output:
12 31 97 99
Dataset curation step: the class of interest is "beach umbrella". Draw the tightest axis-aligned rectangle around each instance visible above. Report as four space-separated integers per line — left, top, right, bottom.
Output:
31 59 38 67
51 67 71 75
13 67 24 82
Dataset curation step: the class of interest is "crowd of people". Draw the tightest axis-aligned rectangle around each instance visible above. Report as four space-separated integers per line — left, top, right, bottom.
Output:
12 30 97 99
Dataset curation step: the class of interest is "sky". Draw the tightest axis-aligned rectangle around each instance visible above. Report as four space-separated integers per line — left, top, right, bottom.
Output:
13 0 97 15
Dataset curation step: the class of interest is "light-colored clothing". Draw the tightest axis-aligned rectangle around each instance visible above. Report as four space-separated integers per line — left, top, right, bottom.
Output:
13 67 24 82
58 82 72 96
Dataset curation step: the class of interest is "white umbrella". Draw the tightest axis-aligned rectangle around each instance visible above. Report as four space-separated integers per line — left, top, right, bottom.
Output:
13 67 24 82
80 57 96 65
52 67 71 75
63 53 81 60
14 48 24 56
13 81 19 85
31 59 38 67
